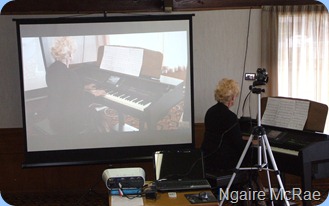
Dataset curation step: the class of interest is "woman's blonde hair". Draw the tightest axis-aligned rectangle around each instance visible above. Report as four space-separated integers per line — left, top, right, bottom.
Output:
214 78 240 104
51 37 76 62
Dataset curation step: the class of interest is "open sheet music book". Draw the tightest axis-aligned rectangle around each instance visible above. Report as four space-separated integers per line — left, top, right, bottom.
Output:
262 97 310 131
100 45 144 77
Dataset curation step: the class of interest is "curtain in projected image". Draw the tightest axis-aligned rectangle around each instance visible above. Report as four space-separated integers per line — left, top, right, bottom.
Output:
262 5 329 133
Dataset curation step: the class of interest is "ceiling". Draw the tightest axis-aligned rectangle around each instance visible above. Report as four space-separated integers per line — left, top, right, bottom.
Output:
1 0 321 14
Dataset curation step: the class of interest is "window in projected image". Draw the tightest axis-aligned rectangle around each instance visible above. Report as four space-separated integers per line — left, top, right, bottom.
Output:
21 30 192 153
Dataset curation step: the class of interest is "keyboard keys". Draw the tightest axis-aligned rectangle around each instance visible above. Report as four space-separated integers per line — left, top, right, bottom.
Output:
104 90 152 111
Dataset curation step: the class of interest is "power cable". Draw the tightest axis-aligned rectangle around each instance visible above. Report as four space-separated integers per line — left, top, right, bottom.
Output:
236 8 252 117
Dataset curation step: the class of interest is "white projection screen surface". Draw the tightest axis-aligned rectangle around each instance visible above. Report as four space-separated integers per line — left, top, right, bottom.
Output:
15 15 195 167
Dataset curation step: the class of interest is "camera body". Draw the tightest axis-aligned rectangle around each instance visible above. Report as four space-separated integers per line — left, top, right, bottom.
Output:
248 68 268 94
254 68 268 86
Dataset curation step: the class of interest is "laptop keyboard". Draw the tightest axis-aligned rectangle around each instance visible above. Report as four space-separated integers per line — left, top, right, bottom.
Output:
156 179 211 191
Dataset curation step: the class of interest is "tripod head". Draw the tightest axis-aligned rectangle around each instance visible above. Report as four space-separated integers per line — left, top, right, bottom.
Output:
249 85 265 94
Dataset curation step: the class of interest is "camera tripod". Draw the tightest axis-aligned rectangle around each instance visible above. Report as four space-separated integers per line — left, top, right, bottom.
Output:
219 86 290 206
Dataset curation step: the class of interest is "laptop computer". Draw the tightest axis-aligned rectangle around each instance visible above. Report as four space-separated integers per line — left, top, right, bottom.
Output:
153 149 211 191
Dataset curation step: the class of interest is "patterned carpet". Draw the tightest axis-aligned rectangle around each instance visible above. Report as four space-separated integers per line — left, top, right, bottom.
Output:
101 101 184 131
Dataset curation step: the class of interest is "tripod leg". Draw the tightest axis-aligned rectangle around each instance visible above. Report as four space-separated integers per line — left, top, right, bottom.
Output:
263 134 290 206
219 134 254 206
260 136 275 206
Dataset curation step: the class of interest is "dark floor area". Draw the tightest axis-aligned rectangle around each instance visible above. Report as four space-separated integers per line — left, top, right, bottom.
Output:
2 191 109 206
2 187 328 206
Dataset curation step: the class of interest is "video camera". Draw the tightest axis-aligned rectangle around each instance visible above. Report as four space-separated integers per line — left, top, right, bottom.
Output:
249 68 268 94
253 68 268 86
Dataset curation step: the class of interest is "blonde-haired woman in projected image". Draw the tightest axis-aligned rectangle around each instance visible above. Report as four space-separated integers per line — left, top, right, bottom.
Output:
51 36 76 68
46 36 107 135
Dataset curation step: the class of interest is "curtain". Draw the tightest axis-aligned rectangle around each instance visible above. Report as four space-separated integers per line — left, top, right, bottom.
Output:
262 5 329 133
261 6 279 96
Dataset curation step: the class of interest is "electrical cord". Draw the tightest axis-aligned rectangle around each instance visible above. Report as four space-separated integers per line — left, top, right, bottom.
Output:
158 122 244 180
117 183 142 199
241 90 257 135
203 116 256 171
203 121 239 160
76 178 108 206
241 90 252 117
107 182 143 200
236 7 252 117
158 150 205 181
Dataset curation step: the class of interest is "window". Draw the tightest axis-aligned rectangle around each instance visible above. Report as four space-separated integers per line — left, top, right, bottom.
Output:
277 6 329 133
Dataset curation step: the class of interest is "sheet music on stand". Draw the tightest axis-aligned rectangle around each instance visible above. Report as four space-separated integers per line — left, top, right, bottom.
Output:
100 45 144 77
262 97 310 131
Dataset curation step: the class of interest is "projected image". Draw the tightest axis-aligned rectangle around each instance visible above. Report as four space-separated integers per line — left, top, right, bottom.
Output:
21 31 191 152
16 16 194 167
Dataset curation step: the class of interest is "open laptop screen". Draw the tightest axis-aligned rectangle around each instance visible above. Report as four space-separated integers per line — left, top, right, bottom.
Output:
154 150 205 181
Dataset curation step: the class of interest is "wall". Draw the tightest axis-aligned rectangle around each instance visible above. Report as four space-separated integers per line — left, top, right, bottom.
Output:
0 9 263 195
0 15 23 128
0 9 262 129
192 9 261 122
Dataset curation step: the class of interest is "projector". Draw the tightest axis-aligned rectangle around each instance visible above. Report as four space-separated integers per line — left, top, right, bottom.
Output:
102 167 145 189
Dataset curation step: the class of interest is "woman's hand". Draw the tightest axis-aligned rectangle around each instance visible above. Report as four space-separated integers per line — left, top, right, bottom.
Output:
90 89 107 97
85 83 107 96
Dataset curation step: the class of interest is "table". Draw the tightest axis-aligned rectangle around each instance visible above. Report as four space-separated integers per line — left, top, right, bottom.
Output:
109 190 219 206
